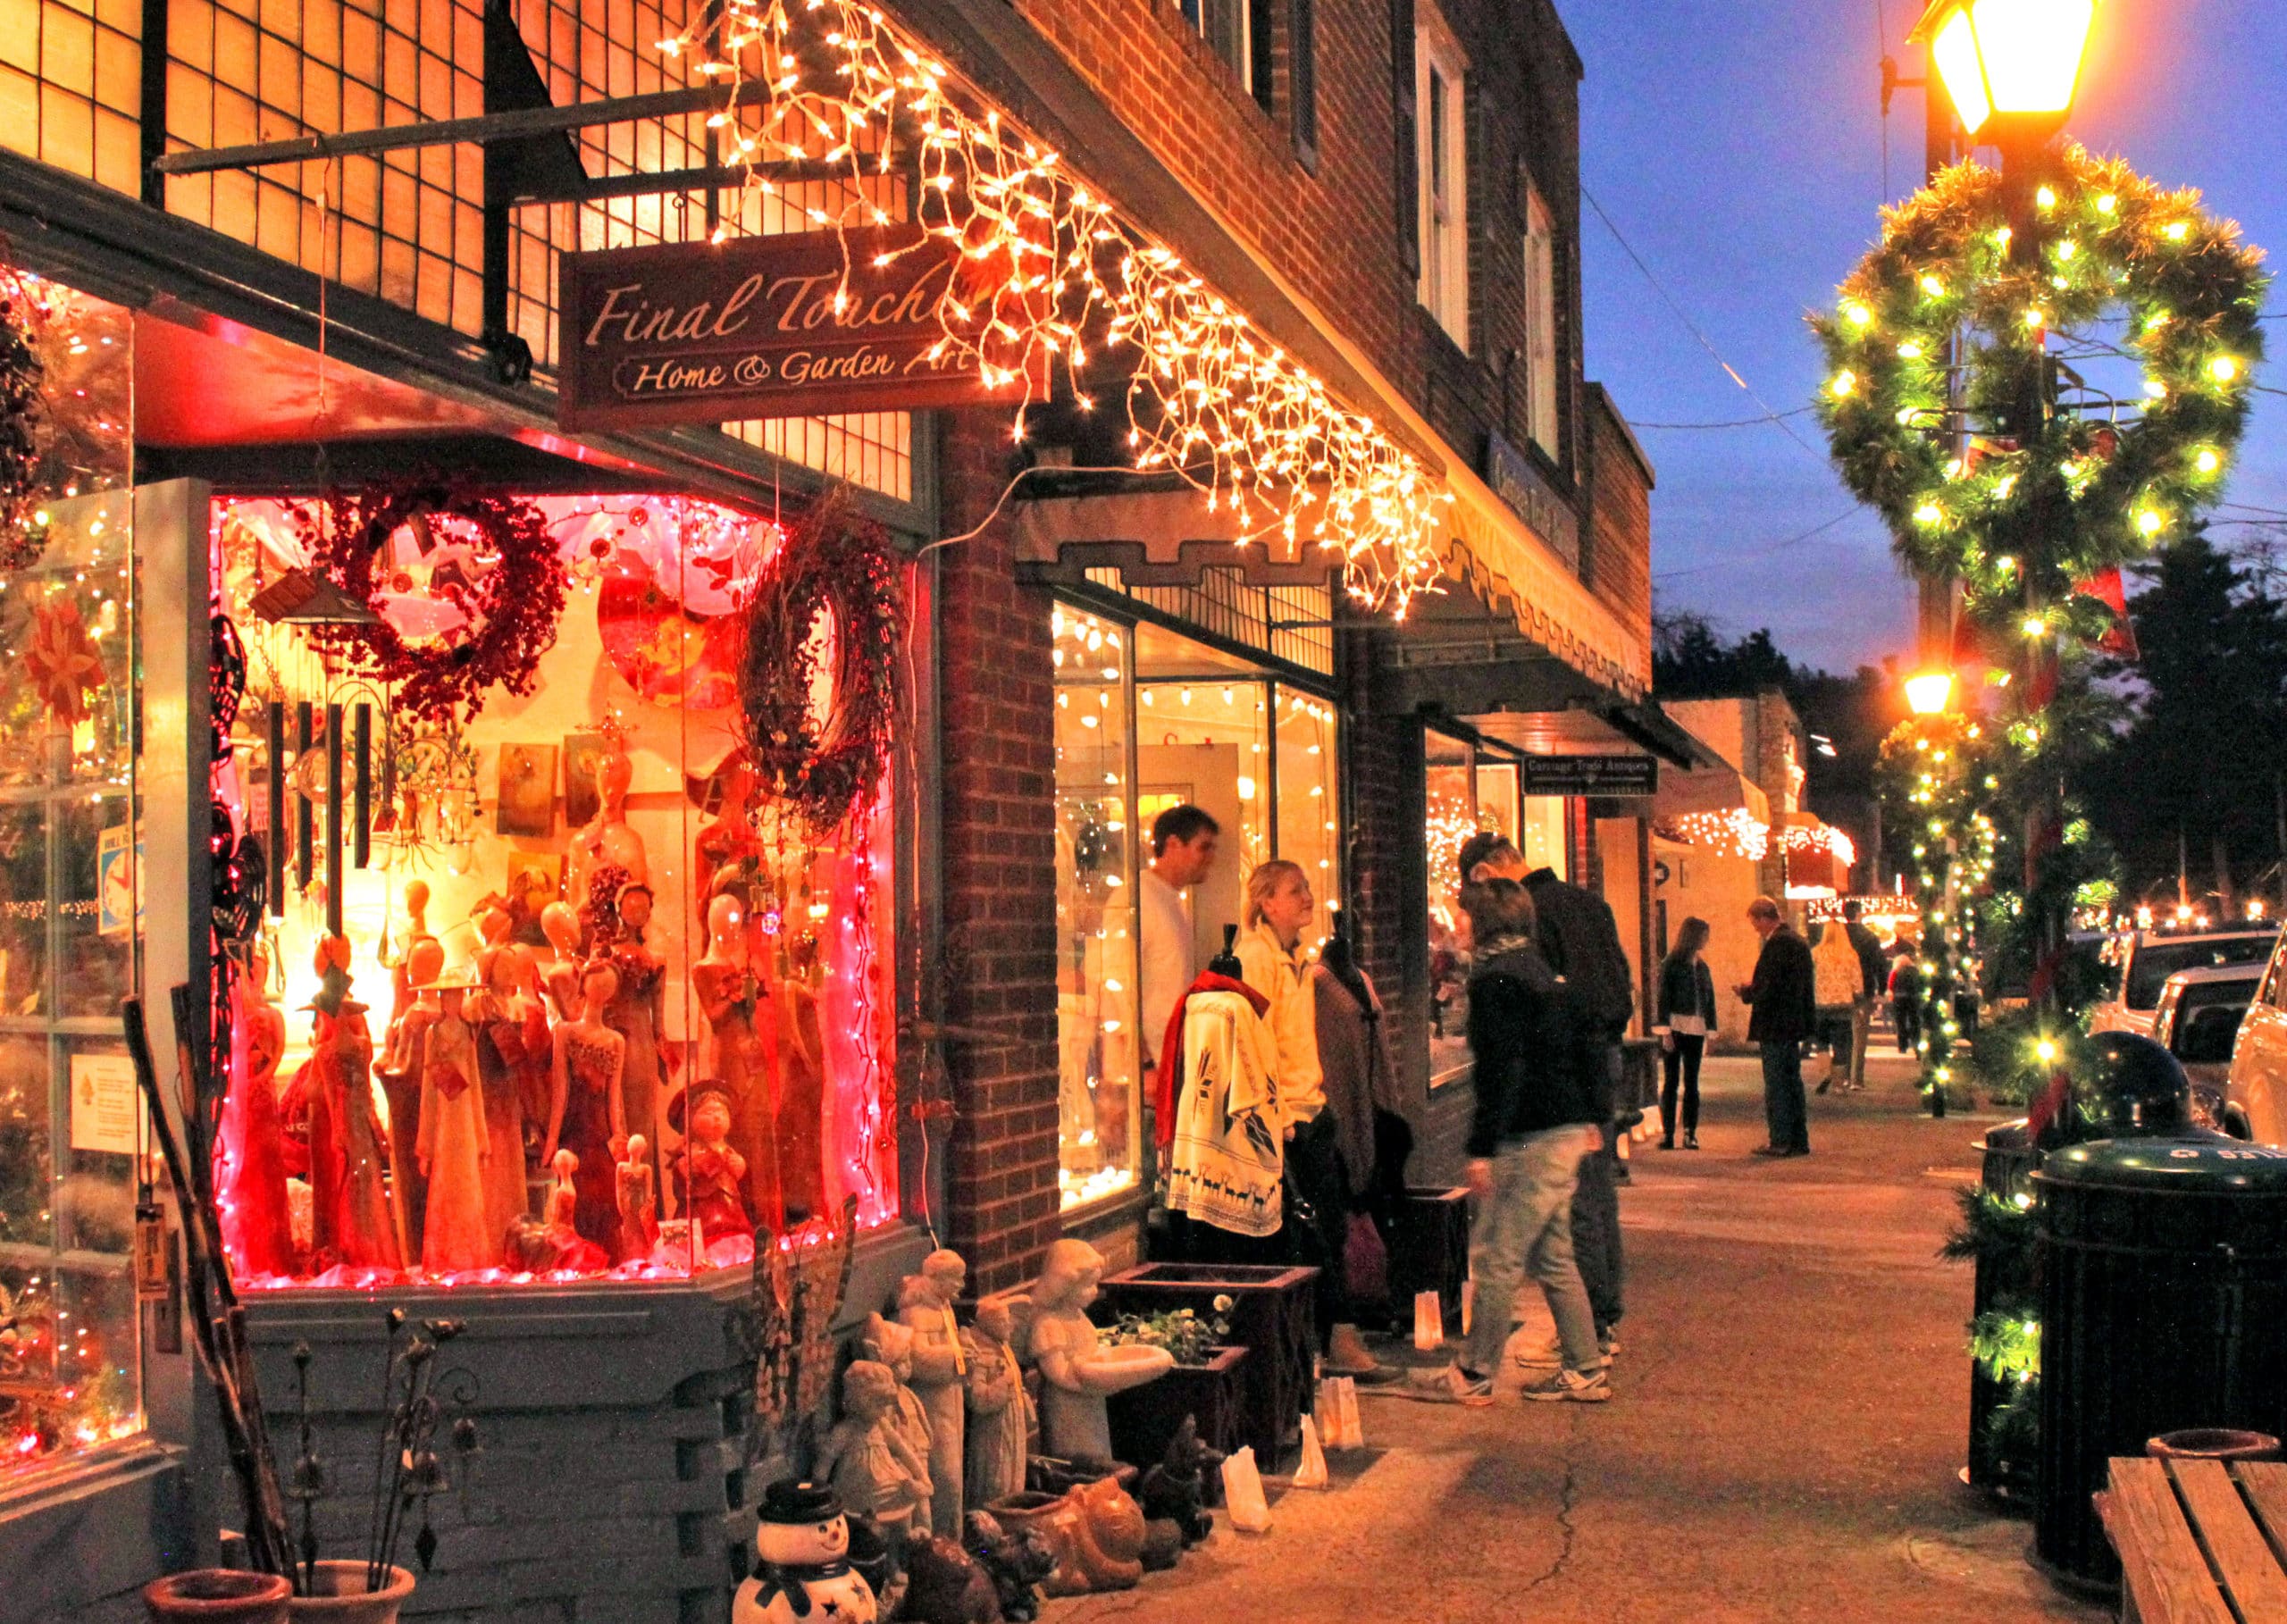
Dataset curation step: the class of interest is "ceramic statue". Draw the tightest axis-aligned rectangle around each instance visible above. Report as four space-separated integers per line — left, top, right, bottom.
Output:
615 1133 658 1261
900 1531 1000 1624
1026 1240 1172 1461
964 1511 1056 1624
732 1479 878 1624
601 882 668 1197
218 942 294 1277
898 1251 971 1536
539 902 586 1022
417 977 496 1273
468 943 548 1240
963 1299 1032 1514
817 1360 933 1545
378 935 444 1258
568 734 649 914
544 959 627 1249
860 1312 937 1536
309 999 400 1272
1137 1417 1220 1546
692 892 781 1225
667 1083 750 1252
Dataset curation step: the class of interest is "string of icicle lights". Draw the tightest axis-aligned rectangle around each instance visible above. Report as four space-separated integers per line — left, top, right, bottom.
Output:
658 0 1452 615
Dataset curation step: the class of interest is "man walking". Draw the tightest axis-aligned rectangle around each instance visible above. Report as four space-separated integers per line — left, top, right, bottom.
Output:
1738 897 1814 1157
1841 900 1887 1091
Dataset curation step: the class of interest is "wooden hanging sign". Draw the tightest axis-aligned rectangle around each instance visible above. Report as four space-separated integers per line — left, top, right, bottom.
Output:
556 223 1035 429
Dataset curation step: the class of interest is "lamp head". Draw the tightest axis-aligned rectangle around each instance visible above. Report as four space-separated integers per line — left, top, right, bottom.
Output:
1912 0 2097 150
1905 670 1956 716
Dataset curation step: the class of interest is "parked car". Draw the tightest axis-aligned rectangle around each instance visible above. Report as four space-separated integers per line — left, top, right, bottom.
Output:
2222 932 2287 1146
2149 963 2263 1126
2087 926 2276 1040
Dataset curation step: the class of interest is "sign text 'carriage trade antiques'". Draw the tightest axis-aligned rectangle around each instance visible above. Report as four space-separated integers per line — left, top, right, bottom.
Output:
557 226 1034 429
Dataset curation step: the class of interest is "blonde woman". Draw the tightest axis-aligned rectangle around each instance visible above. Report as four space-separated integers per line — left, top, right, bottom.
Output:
1234 860 1375 1373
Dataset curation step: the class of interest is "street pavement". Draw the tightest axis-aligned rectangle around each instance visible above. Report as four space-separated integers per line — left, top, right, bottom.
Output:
1059 1049 2107 1624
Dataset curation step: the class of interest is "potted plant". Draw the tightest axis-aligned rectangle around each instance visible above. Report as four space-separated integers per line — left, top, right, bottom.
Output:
1102 1298 1249 1469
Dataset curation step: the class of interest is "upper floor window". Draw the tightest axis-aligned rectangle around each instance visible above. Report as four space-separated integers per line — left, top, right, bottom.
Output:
1523 183 1559 455
1183 0 1276 113
1415 10 1470 347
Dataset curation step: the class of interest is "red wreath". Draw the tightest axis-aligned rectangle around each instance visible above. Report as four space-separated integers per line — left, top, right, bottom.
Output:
298 481 566 724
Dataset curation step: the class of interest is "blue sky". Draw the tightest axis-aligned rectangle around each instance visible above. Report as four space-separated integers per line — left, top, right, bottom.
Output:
1567 0 2287 674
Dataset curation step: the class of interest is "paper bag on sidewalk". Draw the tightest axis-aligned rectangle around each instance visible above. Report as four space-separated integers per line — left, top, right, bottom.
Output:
1461 1277 1476 1336
1314 1376 1364 1449
1222 1446 1272 1532
1412 1290 1445 1350
1292 1415 1328 1488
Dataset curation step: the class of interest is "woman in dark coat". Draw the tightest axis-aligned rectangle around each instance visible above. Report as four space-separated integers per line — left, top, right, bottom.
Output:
1655 917 1717 1151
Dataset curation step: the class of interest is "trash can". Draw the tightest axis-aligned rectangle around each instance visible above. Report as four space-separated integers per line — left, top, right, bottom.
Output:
1966 1119 2039 1495
2031 1133 2287 1588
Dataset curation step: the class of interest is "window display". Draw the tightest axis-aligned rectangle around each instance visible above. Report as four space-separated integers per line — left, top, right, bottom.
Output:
206 490 901 1289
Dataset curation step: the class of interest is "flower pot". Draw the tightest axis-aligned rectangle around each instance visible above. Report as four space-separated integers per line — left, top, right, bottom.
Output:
143 1570 293 1624
1107 1344 1248 1474
2146 1427 2280 1461
284 1562 415 1624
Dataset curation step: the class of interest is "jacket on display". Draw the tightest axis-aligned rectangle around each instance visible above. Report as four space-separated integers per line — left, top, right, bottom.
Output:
1158 973 1284 1237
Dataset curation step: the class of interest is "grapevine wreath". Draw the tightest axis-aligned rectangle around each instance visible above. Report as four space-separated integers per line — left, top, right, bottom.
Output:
1814 146 2266 615
300 481 567 724
736 492 904 837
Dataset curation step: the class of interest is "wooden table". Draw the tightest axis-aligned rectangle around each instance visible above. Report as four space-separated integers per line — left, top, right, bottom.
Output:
2097 1456 2287 1623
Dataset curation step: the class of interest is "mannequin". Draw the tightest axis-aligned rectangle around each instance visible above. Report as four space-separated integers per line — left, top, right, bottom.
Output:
386 880 433 1037
616 1133 658 1261
378 935 444 1259
694 754 761 890
540 902 586 1022
603 883 669 1190
545 959 627 1250
218 941 294 1277
963 1299 1030 1512
692 892 778 1224
569 735 649 914
468 945 548 1249
314 1000 401 1272
417 978 495 1273
667 1083 750 1251
1027 1239 1171 1461
898 1251 970 1536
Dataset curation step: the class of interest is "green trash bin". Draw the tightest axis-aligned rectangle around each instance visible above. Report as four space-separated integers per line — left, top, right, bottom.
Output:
2032 1131 2287 1588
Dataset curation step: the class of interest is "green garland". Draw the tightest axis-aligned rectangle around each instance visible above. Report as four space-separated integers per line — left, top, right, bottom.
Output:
1814 146 2266 606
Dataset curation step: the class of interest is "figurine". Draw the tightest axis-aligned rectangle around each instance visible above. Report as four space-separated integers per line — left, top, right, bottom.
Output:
568 733 649 914
900 1531 1000 1624
964 1511 1056 1624
1060 1478 1146 1592
695 753 761 893
218 941 293 1277
692 892 780 1224
310 1000 401 1272
417 975 496 1273
817 1360 933 1546
1026 1240 1172 1461
378 935 444 1258
1137 1417 1220 1546
964 1299 1032 1514
544 960 627 1250
539 902 586 1022
309 931 354 1019
666 1084 750 1252
732 1479 878 1624
772 937 829 1221
899 1251 970 1536
862 1311 938 1535
615 1133 658 1261
602 882 669 1191
469 943 549 1230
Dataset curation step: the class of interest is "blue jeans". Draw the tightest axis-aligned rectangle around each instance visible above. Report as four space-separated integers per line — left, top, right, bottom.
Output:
1463 1126 1601 1377
1760 1041 1810 1151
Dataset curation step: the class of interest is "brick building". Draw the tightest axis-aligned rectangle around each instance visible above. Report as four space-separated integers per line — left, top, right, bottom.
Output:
0 0 1680 1614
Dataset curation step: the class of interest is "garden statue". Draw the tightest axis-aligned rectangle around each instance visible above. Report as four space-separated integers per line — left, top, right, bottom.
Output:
732 1478 878 1624
964 1299 1031 1513
1137 1416 1220 1547
1026 1239 1172 1461
860 1311 937 1536
964 1511 1056 1624
898 1249 970 1536
899 1531 1000 1624
817 1360 933 1546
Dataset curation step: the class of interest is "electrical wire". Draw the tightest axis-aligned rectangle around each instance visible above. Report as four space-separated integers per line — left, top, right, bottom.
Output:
1652 506 1866 581
1632 406 1819 431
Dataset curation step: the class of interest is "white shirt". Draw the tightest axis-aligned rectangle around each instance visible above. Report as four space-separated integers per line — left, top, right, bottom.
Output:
1139 866 1195 1070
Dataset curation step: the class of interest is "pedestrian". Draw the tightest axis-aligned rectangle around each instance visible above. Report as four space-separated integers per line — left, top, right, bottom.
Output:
1842 901 1888 1090
1888 945 1921 1054
1654 917 1715 1150
1419 878 1609 1404
1233 860 1373 1377
1810 917 1865 1094
1139 805 1220 1078
1738 897 1814 1158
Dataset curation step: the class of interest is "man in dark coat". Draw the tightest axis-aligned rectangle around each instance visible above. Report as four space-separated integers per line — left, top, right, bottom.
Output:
1738 896 1815 1156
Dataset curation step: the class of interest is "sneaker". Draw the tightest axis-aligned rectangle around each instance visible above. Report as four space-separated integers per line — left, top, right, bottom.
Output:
1512 1336 1563 1369
1520 1366 1613 1403
1404 1362 1494 1405
1682 1133 1700 1151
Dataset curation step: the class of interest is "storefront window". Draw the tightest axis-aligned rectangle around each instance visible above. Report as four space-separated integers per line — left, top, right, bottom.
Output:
1135 624 1272 960
0 278 147 1481
1052 605 1138 1211
1426 732 1477 1083
205 492 900 1290
1275 689 1340 907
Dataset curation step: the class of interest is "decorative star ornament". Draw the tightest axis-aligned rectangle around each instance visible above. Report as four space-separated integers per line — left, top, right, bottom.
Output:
23 591 104 726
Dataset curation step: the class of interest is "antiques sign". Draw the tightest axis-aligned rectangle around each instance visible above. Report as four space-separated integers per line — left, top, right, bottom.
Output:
557 226 1027 429
1520 754 1658 798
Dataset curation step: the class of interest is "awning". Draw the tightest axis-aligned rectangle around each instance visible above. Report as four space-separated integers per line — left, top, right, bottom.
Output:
1653 766 1771 861
1780 812 1856 898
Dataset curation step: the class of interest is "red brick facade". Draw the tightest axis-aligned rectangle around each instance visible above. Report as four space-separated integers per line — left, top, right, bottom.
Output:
1585 383 1655 632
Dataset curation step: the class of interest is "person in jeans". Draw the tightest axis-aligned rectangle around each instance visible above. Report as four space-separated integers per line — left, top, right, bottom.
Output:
1888 947 1921 1054
1418 878 1609 1404
1654 917 1715 1150
1842 901 1888 1089
1738 897 1815 1157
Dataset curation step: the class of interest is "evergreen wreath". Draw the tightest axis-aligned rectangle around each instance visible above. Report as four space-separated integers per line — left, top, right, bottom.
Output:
1814 146 2267 610
0 284 43 570
300 481 566 725
735 490 903 838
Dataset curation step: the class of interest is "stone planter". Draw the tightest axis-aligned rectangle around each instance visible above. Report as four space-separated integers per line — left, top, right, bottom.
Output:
284 1562 415 1624
1099 1263 1315 1470
1106 1344 1248 1476
2146 1428 2280 1461
142 1570 293 1624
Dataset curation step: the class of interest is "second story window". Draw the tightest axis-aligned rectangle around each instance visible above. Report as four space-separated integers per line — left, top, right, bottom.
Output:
1183 0 1275 113
1415 9 1469 347
1523 183 1559 455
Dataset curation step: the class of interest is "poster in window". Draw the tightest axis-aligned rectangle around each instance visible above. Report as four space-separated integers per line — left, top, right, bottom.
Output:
69 1050 139 1155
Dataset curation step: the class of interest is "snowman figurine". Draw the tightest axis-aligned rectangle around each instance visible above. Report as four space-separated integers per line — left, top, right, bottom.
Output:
734 1479 880 1624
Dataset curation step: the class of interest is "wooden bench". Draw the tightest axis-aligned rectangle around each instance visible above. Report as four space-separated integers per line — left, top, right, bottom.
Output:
2097 1456 2287 1623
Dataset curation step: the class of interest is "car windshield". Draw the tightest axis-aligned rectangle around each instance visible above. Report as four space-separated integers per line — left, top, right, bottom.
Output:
2128 937 2274 1009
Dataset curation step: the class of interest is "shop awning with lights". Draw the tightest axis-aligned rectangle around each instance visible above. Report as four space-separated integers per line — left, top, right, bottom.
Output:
1780 812 1859 898
1654 766 1772 860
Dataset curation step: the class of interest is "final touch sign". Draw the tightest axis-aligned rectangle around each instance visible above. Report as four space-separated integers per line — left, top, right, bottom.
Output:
556 225 1030 429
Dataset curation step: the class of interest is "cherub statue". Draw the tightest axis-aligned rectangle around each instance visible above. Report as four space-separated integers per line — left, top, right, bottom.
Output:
817 1360 933 1546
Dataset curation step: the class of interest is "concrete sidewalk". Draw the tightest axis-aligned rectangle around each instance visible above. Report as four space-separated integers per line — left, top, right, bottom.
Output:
1060 1052 2105 1624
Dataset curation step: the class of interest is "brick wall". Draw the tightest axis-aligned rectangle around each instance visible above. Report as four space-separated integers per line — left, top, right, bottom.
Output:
1584 383 1653 633
933 407 1066 1293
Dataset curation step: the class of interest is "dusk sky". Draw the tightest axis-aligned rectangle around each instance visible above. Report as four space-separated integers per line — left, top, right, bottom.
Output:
1566 0 2287 675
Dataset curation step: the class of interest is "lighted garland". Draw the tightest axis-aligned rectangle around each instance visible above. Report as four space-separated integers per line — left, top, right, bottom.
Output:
301 481 566 725
655 0 1449 614
734 491 903 839
0 283 40 570
1814 146 2266 609
1878 711 1996 1105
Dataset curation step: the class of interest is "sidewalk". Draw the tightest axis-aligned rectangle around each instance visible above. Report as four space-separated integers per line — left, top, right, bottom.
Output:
1060 1051 2105 1624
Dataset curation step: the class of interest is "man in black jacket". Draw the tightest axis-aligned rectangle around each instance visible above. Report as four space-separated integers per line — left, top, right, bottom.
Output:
1738 896 1815 1156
